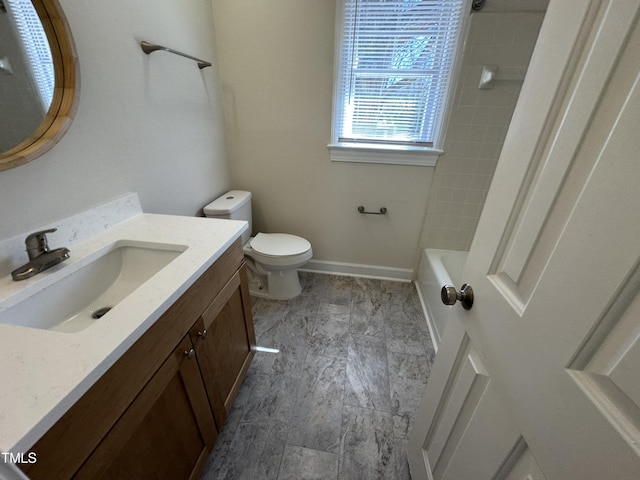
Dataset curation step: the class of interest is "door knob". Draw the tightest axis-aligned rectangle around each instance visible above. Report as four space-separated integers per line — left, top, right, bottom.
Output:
441 284 474 310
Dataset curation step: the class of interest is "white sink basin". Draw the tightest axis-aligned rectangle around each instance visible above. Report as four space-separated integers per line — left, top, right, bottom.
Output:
0 241 186 333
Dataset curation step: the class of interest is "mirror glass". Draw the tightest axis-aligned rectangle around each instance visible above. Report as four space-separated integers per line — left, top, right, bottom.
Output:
0 0 78 171
1 0 53 152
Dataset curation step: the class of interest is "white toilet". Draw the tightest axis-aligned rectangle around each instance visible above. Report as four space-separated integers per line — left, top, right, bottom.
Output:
203 190 312 300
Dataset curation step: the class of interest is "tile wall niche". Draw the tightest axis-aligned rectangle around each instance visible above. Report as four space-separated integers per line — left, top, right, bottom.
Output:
420 11 545 252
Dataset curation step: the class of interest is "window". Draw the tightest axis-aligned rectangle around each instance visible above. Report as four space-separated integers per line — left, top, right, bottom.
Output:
6 0 55 112
330 0 468 165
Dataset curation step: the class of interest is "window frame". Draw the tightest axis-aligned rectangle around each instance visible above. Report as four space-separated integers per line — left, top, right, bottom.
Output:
328 0 470 166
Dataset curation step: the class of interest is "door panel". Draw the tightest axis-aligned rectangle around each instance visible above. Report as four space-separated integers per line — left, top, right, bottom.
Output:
436 376 519 480
499 439 546 480
409 1 640 479
567 260 640 451
412 319 521 480
488 0 640 314
427 336 490 474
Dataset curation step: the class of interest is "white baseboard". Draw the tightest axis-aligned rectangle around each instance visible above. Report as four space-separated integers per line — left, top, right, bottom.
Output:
300 259 414 282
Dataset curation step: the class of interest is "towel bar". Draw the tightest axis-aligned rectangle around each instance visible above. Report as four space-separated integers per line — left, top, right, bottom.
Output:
140 41 212 69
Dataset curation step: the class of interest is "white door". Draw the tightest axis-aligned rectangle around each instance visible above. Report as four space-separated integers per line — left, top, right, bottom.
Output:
408 1 640 479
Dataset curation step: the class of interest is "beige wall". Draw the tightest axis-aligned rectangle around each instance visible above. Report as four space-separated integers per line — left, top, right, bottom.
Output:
0 0 230 241
212 0 433 276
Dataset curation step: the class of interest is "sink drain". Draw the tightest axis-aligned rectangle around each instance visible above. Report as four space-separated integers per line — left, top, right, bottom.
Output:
92 306 112 319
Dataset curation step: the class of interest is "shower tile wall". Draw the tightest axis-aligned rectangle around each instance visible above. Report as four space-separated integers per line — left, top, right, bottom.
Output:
420 11 545 251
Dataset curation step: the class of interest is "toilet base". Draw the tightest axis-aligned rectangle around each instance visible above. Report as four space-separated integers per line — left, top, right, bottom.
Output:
246 267 303 300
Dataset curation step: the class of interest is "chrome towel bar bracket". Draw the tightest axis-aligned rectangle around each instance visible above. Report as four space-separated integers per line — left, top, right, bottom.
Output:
140 41 212 69
358 206 387 215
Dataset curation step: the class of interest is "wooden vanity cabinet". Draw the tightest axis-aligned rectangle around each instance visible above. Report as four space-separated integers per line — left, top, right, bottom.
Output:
189 266 256 428
20 239 256 480
73 336 217 480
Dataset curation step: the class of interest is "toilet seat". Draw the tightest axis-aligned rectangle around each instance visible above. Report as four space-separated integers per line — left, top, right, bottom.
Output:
246 233 312 267
250 233 311 257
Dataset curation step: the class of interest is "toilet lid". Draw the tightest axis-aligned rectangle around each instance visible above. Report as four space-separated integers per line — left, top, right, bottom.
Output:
250 233 311 257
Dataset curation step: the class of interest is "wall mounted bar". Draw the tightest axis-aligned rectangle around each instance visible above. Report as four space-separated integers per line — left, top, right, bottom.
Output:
140 41 212 69
358 206 387 215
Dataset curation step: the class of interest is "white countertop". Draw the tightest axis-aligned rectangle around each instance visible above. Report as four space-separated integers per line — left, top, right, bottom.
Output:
0 212 246 453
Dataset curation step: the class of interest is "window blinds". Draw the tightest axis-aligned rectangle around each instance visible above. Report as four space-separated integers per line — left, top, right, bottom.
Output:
6 0 55 111
335 0 466 147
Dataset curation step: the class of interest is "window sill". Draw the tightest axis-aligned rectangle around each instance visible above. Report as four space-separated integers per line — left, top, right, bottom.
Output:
328 143 441 166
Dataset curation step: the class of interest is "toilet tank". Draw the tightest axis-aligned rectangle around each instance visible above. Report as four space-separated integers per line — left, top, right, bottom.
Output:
203 190 252 245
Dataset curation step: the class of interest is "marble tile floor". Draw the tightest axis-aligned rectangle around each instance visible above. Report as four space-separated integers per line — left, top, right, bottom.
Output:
200 272 436 480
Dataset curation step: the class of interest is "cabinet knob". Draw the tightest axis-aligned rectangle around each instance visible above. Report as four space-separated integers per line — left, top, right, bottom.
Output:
197 329 208 339
184 348 196 359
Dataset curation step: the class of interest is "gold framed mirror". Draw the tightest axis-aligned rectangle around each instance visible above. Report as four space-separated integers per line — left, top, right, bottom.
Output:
0 0 78 171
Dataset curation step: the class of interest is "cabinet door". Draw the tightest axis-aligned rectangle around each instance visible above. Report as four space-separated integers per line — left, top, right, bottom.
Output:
191 265 256 428
74 336 217 480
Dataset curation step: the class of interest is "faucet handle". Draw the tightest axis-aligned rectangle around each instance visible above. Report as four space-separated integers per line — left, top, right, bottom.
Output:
25 228 57 259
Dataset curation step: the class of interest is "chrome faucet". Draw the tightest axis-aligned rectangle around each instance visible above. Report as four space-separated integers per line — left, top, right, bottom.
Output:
11 228 70 281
